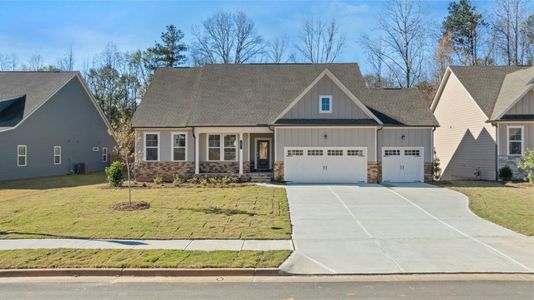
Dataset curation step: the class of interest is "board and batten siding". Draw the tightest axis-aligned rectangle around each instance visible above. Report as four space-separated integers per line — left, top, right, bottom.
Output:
378 128 433 162
136 129 194 161
281 76 372 120
505 89 534 115
275 127 376 161
497 123 534 153
433 72 497 180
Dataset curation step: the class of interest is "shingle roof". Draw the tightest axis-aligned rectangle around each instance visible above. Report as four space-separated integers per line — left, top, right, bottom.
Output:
491 67 534 120
0 71 77 128
133 64 437 128
449 65 530 118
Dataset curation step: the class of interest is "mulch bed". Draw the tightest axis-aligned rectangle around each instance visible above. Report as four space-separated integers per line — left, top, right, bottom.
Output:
111 201 150 211
101 182 256 189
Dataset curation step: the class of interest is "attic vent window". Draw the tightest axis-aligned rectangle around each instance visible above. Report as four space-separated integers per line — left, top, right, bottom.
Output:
319 96 332 113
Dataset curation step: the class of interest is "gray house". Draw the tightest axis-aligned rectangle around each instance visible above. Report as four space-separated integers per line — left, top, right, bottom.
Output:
0 72 115 181
132 63 438 183
432 66 534 180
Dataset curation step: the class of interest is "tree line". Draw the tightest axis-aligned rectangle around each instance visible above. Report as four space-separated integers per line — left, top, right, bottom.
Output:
0 0 532 123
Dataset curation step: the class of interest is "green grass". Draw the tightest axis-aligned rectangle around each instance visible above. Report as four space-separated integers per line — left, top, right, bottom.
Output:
440 181 534 236
0 173 291 240
0 249 291 269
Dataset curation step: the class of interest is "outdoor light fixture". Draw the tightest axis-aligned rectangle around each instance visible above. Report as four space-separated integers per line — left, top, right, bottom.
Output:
401 134 406 140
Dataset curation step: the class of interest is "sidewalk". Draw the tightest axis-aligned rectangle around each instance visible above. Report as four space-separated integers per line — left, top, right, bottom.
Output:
0 239 294 251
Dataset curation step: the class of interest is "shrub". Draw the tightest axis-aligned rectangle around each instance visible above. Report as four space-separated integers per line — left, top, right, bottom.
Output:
200 178 208 187
208 177 219 185
275 174 284 183
517 149 534 183
220 176 232 185
153 174 163 185
105 161 124 187
432 152 442 181
172 175 184 187
498 165 513 182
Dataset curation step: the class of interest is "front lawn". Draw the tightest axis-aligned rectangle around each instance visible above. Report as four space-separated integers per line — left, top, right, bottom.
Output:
439 181 534 236
0 249 291 269
0 173 291 240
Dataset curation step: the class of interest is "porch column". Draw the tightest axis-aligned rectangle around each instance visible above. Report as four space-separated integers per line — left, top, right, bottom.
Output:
195 131 200 175
239 132 244 176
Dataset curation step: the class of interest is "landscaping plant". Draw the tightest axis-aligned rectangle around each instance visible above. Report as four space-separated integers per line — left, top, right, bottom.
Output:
498 165 513 182
517 149 534 183
172 175 184 187
153 174 163 185
105 161 124 187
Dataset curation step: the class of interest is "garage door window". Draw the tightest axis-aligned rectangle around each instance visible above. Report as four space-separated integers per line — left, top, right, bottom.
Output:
307 149 323 156
287 149 303 157
404 149 420 156
327 150 343 156
347 149 364 156
384 149 400 156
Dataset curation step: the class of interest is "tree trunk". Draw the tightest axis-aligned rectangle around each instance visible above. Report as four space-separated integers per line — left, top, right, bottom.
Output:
126 161 132 206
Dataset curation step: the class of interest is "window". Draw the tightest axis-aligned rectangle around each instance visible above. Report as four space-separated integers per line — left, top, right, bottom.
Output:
144 133 159 161
208 134 221 161
384 149 400 156
172 133 187 161
347 149 364 156
224 135 237 161
17 145 27 167
92 147 99 152
307 149 323 156
327 149 343 156
508 126 523 156
404 149 420 156
102 147 108 162
287 149 303 157
319 96 332 113
54 146 61 165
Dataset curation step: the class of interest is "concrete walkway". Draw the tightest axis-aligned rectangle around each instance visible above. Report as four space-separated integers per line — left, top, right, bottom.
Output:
0 239 293 251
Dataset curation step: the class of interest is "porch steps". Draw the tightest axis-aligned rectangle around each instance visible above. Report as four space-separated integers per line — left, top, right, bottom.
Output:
249 173 273 182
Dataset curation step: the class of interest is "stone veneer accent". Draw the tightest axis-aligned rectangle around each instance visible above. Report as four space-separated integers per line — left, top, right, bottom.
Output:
498 155 526 180
200 161 239 174
244 161 251 173
424 162 433 183
367 162 381 183
273 161 284 179
136 161 194 182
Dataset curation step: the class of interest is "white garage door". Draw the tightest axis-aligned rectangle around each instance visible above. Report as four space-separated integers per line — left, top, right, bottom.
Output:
382 147 424 182
284 147 367 183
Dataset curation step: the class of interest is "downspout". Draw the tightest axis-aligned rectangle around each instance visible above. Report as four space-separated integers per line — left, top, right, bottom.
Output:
494 122 499 181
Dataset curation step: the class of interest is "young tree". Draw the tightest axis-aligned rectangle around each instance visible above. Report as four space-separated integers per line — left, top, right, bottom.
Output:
296 17 346 63
191 11 265 65
144 25 187 74
442 0 486 65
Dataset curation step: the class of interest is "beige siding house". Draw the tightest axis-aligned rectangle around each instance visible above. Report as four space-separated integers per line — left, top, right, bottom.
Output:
133 63 438 184
432 66 534 180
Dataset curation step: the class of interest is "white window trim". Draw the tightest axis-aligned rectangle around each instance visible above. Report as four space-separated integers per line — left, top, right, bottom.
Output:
143 132 160 162
17 145 27 167
171 132 188 161
206 134 238 162
53 146 61 165
102 147 108 163
319 95 332 113
507 125 524 156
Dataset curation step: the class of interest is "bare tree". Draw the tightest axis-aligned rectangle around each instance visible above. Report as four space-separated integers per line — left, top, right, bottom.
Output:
364 0 426 87
493 0 527 65
0 53 17 71
28 54 43 71
57 47 75 71
267 37 288 63
296 17 346 63
360 35 388 87
191 11 265 65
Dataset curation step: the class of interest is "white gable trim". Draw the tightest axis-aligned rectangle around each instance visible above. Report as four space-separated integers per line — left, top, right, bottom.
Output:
494 85 534 120
272 68 383 125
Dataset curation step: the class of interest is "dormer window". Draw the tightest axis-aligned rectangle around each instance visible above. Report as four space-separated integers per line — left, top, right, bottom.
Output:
319 95 332 113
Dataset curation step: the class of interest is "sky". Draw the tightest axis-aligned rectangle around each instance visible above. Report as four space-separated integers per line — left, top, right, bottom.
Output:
0 0 496 74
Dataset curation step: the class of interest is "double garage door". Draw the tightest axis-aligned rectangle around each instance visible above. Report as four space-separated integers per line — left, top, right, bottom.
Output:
284 146 424 183
284 147 368 183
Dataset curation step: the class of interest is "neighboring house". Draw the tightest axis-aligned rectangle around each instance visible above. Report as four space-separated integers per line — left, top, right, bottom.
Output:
0 72 115 181
132 63 437 183
432 66 534 180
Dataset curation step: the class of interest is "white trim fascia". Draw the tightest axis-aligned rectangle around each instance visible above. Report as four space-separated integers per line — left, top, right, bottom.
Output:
274 127 278 162
272 68 383 125
53 146 62 165
494 85 534 120
274 126 381 129
143 132 160 162
195 127 272 134
17 145 27 167
506 125 524 156
319 95 332 113
496 123 500 157
381 127 434 130
170 131 188 162
254 137 273 170
430 67 451 112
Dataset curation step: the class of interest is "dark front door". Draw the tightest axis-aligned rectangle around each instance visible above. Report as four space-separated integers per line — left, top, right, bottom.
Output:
256 140 270 170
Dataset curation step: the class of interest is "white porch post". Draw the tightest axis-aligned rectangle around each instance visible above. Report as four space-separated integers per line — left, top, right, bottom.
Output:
239 132 244 176
195 131 200 175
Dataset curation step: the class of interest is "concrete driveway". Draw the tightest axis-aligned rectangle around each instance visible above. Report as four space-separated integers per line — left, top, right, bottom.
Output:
280 183 534 274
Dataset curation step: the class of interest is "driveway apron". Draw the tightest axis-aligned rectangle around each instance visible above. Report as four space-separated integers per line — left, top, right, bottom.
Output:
280 184 534 275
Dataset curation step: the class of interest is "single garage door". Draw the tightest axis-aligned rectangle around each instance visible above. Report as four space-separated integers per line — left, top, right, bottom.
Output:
284 147 367 183
382 147 424 182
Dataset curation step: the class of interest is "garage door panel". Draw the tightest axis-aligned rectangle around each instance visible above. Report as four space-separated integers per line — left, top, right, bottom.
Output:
382 147 424 182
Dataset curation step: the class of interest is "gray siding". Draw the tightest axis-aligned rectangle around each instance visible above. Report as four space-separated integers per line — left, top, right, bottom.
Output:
136 129 194 161
0 78 115 181
497 123 534 154
282 76 371 120
506 89 534 115
378 128 433 162
275 127 377 161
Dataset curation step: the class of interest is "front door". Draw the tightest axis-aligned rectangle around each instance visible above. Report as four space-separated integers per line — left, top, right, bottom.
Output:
256 140 270 170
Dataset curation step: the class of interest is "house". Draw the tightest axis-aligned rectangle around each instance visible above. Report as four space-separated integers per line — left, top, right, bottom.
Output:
432 66 534 180
132 63 438 183
0 72 115 181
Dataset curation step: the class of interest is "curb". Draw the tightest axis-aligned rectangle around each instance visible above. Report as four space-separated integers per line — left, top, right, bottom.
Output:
0 268 281 277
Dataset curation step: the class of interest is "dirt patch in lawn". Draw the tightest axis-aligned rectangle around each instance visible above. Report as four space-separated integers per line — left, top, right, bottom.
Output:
111 201 150 211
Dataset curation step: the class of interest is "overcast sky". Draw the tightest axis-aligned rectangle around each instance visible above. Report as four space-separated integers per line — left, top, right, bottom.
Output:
0 0 495 74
